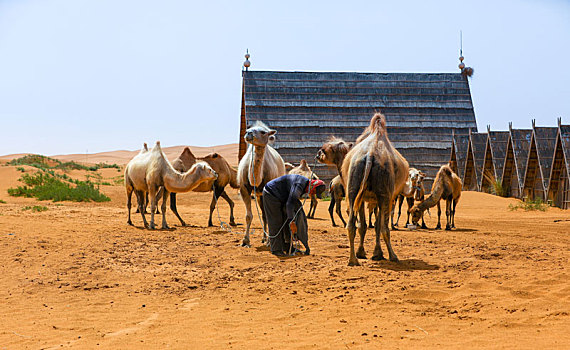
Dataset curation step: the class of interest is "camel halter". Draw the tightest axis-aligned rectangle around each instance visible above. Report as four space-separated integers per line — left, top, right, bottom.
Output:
211 182 235 233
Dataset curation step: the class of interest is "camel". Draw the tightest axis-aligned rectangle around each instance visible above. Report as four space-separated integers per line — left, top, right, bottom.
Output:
237 121 286 247
410 164 462 230
284 162 295 172
125 141 218 229
168 147 239 227
342 113 409 266
391 168 427 229
288 159 319 218
328 175 346 227
317 137 377 227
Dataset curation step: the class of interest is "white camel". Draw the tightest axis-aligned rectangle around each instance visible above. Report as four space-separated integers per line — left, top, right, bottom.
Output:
237 121 286 247
125 141 218 229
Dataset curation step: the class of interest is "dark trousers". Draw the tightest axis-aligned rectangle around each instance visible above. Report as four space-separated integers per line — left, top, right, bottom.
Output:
263 190 309 253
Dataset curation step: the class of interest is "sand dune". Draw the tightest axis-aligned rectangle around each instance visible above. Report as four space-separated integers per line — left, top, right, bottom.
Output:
0 143 239 167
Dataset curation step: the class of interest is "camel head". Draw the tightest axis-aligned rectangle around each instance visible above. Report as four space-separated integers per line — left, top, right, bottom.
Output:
414 172 426 201
284 162 294 172
244 121 277 147
192 161 218 182
317 137 353 166
410 205 423 226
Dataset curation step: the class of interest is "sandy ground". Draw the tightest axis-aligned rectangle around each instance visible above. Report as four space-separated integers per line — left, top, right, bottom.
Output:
0 164 569 349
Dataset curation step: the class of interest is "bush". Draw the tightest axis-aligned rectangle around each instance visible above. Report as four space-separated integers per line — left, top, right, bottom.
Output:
8 171 110 202
7 155 121 172
508 199 548 212
16 167 25 172
0 199 6 204
22 205 48 212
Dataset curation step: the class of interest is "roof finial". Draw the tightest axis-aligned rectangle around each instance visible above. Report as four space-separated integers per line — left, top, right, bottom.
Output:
558 117 562 127
458 31 474 77
509 121 512 132
532 119 536 128
243 49 251 72
487 124 491 133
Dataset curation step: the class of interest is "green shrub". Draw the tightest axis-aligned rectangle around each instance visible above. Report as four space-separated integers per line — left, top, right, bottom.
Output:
16 167 25 172
22 205 48 212
508 199 548 212
0 199 6 204
8 171 110 202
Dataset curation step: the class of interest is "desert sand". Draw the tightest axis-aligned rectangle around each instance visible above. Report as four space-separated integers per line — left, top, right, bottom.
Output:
0 151 569 349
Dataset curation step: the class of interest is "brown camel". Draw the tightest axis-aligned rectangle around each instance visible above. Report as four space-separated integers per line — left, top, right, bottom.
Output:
169 147 239 227
342 113 409 266
410 164 462 230
288 159 319 218
328 175 346 227
317 137 377 227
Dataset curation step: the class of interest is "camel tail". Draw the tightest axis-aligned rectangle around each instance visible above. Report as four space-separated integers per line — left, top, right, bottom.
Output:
353 153 373 213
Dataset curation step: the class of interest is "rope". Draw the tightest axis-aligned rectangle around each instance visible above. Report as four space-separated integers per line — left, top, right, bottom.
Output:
211 183 234 233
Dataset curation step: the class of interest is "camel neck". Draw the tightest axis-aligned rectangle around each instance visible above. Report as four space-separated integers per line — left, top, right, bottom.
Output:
418 179 444 211
250 145 266 187
164 165 202 193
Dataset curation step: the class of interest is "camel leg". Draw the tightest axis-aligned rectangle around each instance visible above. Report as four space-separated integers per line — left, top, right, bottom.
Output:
328 195 337 227
220 190 237 226
126 186 134 226
451 199 458 228
405 196 414 226
380 200 399 262
368 204 375 229
169 193 187 226
309 194 318 218
420 211 428 229
240 187 253 247
371 203 385 261
435 201 442 230
336 198 347 227
160 188 170 229
346 208 360 266
135 190 148 228
445 199 452 230
395 195 404 228
356 205 367 259
149 185 160 230
208 187 223 227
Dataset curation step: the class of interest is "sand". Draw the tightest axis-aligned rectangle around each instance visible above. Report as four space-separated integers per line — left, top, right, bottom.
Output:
0 158 569 349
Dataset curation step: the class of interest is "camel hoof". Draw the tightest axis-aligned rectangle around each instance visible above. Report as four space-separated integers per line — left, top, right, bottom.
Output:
368 224 374 229
127 221 133 226
229 221 237 227
348 258 361 266
389 255 399 262
207 222 214 227
445 226 452 231
435 225 442 230
332 223 337 227
241 238 250 247
371 254 385 261
421 224 428 229
356 247 367 259
149 223 156 230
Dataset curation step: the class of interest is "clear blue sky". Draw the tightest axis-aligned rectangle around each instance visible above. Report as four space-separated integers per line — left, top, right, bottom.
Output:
0 0 568 155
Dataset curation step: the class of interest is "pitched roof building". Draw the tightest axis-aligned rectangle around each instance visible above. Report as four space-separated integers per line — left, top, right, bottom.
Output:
502 125 532 198
481 128 510 192
547 119 570 208
463 131 487 190
239 70 478 188
522 121 558 201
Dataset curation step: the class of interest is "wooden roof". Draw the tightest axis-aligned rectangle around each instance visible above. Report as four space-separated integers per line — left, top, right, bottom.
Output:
509 128 532 186
240 71 477 186
469 132 488 188
487 131 510 180
451 133 469 180
533 126 558 191
559 124 570 177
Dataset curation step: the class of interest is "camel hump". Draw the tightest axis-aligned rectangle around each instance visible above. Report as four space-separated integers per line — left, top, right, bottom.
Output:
300 159 308 168
369 112 387 135
442 164 452 176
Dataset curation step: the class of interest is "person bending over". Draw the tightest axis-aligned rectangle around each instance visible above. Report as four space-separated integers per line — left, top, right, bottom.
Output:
262 174 326 256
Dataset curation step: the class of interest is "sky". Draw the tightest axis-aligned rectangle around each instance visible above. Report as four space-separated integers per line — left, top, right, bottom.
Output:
0 0 569 156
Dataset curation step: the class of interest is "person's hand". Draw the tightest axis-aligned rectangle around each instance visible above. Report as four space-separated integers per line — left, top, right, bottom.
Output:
289 221 297 235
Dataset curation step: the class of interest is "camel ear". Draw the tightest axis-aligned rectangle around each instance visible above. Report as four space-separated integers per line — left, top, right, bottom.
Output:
268 130 277 136
348 142 354 149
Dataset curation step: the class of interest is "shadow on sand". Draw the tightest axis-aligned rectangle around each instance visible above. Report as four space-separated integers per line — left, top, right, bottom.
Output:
368 258 440 272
